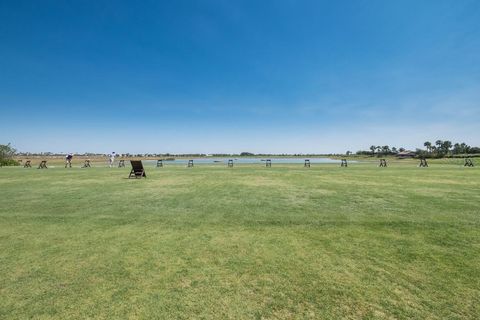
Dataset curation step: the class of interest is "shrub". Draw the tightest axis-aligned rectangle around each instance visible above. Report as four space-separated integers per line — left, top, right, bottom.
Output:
0 159 19 166
0 143 18 166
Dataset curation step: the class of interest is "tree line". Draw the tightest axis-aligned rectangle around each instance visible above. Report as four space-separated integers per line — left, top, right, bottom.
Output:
356 146 406 156
356 140 480 158
3 139 479 166
418 140 480 158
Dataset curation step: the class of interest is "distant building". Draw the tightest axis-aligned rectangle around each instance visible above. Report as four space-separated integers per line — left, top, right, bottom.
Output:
396 150 416 159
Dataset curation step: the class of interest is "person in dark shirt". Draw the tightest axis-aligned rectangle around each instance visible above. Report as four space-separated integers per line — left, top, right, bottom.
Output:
65 153 73 168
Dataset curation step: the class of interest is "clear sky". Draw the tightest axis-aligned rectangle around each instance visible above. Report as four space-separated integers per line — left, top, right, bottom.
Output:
1 0 479 154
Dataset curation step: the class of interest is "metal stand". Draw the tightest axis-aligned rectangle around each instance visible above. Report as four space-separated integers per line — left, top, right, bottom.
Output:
419 158 428 167
38 161 48 169
464 158 474 167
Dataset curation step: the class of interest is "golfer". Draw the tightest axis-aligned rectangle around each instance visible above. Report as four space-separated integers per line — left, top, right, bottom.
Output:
109 152 115 167
65 153 73 168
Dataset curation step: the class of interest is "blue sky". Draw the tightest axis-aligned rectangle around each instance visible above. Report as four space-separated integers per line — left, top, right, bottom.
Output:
1 0 479 154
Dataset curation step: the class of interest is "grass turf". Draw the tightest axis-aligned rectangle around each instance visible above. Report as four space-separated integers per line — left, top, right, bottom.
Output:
0 162 479 319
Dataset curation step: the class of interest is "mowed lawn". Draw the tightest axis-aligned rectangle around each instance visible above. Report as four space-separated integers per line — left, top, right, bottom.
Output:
0 162 479 319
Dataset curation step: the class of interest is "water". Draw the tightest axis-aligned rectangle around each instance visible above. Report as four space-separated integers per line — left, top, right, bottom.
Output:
143 157 344 166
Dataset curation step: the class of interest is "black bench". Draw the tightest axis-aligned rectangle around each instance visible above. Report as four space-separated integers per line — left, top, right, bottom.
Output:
129 160 146 178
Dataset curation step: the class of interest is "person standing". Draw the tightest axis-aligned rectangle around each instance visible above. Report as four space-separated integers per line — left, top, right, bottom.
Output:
65 153 73 168
109 152 116 167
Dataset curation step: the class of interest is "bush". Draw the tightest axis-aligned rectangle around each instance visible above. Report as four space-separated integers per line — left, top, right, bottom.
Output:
0 143 18 166
0 159 19 166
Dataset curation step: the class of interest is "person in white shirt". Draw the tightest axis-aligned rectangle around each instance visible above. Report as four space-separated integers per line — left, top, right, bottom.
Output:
109 152 115 167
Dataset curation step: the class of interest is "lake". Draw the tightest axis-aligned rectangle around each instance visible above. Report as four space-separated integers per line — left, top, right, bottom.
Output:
143 157 344 166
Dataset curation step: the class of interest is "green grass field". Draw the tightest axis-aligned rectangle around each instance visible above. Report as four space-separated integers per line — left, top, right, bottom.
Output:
1 162 479 319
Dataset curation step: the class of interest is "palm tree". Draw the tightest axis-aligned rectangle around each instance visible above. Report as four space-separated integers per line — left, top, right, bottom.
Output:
435 140 443 156
460 142 470 154
453 143 461 155
442 141 452 156
382 145 390 155
424 141 432 154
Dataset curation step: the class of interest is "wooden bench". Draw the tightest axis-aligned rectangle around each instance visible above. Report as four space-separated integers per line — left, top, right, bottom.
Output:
129 160 146 178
